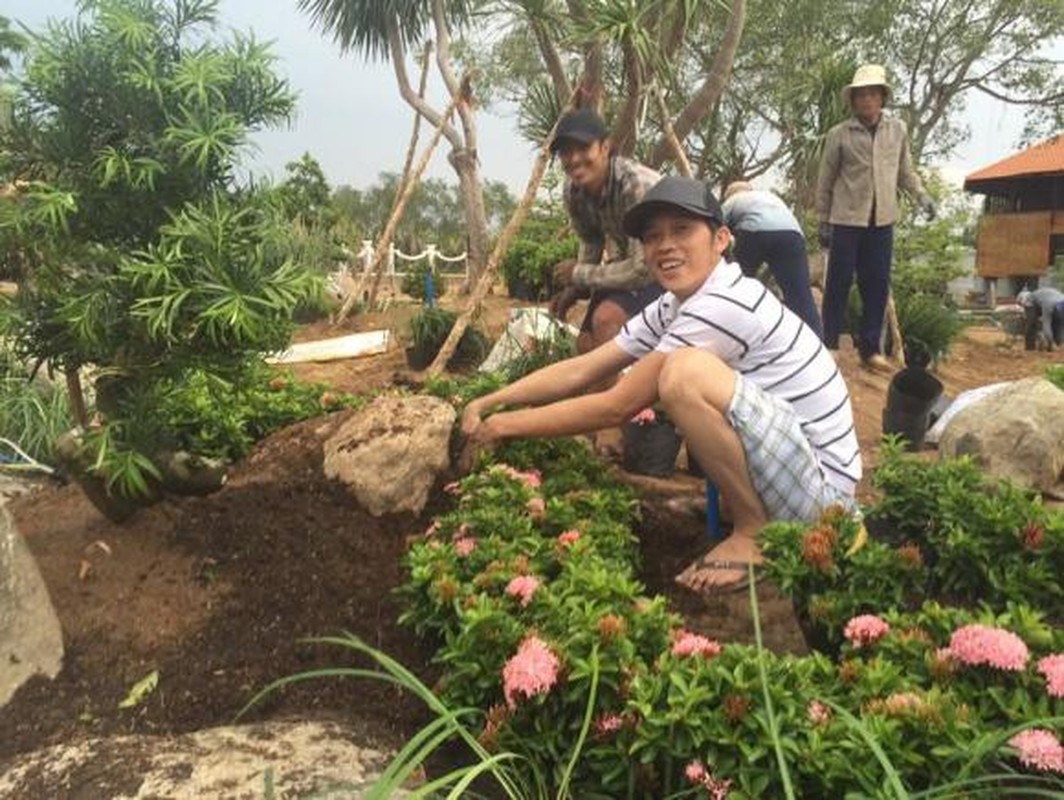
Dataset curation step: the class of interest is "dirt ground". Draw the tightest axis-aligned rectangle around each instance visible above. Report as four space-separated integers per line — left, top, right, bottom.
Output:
1 292 1060 768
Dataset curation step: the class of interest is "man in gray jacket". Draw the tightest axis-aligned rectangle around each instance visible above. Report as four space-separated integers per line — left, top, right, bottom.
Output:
1018 287 1064 350
547 109 663 354
816 64 935 373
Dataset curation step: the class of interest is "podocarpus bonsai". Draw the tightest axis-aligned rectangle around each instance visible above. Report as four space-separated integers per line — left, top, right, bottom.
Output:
0 0 316 516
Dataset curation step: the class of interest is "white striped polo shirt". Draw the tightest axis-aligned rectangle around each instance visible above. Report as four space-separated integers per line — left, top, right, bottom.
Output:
615 259 862 494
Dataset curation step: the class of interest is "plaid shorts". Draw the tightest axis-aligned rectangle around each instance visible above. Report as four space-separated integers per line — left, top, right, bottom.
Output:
726 375 856 522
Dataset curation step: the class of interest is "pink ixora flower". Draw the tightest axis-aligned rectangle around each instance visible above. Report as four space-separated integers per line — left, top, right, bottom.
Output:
684 759 733 799
630 408 657 426
557 529 581 547
505 575 541 607
843 614 891 648
947 624 1029 672
502 635 560 708
807 700 832 726
593 712 627 737
1008 729 1064 773
453 537 477 557
525 496 546 518
671 630 722 659
494 464 543 489
1036 653 1064 698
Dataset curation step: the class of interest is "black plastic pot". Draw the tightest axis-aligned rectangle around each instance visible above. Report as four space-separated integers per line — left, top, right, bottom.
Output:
622 421 682 477
882 367 943 451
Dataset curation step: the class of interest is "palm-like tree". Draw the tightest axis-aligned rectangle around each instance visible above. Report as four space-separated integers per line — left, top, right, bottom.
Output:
298 0 492 289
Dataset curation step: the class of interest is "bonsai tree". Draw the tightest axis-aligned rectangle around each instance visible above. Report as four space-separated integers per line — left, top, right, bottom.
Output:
0 0 316 502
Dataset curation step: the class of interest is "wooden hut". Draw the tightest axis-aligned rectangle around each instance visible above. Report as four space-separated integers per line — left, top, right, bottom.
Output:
964 134 1063 303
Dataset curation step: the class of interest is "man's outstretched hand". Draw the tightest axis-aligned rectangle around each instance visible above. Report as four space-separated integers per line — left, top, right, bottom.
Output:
457 400 496 475
552 258 577 287
549 285 583 321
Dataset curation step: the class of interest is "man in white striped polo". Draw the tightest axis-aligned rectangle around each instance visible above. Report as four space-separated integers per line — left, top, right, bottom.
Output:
461 176 861 593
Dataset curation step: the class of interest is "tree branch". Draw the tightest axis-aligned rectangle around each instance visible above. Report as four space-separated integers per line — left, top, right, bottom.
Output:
388 21 461 150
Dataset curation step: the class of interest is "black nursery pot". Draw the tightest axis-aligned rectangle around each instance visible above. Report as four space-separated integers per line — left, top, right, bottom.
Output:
622 421 682 477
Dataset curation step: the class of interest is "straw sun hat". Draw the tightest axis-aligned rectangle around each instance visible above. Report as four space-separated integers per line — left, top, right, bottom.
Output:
841 64 892 105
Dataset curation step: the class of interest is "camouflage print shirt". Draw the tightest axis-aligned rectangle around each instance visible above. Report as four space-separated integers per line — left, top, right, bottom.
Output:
565 155 661 291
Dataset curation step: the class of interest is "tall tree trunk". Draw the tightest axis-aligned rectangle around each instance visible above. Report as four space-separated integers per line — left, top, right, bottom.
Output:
449 145 491 292
432 0 489 290
648 0 746 169
65 368 89 428
611 38 644 156
652 85 692 176
428 93 580 376
566 0 604 109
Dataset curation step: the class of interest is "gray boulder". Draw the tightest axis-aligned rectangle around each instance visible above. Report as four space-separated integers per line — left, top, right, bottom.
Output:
0 506 64 708
939 377 1064 497
323 394 456 516
0 720 409 799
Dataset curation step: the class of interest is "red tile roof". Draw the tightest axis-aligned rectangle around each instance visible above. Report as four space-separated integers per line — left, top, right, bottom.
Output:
965 134 1064 187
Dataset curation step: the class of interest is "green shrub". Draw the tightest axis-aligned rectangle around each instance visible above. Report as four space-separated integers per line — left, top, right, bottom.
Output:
0 352 72 463
1046 364 1064 391
896 292 965 367
501 233 578 299
400 260 448 302
761 439 1063 652
126 365 360 462
406 307 488 371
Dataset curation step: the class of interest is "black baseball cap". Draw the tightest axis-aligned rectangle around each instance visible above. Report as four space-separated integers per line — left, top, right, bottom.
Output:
622 176 725 239
549 108 609 153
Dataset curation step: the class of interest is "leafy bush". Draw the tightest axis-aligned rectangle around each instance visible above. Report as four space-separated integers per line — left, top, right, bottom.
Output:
141 366 360 462
761 439 1063 653
501 231 578 299
391 403 1063 797
406 307 488 371
1047 364 1064 391
400 260 447 302
0 351 72 463
895 292 965 367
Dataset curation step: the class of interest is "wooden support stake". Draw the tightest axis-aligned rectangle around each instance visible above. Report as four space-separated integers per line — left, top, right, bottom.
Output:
335 79 462 323
885 291 907 367
426 95 579 376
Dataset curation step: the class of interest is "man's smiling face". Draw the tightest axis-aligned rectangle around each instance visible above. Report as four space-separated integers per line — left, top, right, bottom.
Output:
641 210 730 300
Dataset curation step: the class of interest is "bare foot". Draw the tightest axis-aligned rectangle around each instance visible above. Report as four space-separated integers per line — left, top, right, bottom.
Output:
675 530 763 593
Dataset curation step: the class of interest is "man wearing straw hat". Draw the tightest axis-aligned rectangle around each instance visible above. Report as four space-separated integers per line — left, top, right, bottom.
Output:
816 64 935 374
547 108 663 355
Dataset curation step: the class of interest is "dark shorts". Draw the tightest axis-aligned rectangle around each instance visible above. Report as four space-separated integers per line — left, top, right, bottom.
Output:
580 284 664 333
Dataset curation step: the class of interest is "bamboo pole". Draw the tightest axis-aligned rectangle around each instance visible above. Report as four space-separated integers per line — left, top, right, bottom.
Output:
885 291 907 367
426 98 577 376
335 79 463 324
651 85 693 178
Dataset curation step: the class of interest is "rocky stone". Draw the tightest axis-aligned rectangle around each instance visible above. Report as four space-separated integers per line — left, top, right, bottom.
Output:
0 506 64 708
0 720 408 799
323 394 456 516
938 377 1064 497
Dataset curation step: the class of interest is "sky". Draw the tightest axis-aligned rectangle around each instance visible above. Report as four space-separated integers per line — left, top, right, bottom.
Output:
3 0 1048 195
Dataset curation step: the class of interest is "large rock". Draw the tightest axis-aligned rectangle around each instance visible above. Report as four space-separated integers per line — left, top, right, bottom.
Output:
0 720 408 798
323 394 456 516
938 377 1064 497
0 506 64 708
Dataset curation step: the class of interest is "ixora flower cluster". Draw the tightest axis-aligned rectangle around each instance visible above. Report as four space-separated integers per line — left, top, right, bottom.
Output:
400 432 1063 798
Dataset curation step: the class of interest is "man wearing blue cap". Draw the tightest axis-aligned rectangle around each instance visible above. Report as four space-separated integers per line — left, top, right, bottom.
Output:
547 108 663 353
463 176 860 593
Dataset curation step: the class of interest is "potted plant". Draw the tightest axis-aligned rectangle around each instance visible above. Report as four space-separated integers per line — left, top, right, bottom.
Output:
622 407 682 477
406 307 489 371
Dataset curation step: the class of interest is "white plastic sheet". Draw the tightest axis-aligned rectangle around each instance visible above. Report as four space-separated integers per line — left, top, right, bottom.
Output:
479 307 579 374
924 381 1013 446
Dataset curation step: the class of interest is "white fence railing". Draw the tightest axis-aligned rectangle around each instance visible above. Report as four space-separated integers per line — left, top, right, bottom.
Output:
351 240 469 279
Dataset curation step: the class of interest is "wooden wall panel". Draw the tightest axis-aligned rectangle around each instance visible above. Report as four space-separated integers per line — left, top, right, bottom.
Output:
975 211 1051 277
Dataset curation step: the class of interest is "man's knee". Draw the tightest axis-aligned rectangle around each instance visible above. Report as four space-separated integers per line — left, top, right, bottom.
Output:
658 349 735 414
589 300 627 340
